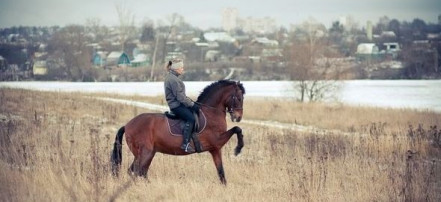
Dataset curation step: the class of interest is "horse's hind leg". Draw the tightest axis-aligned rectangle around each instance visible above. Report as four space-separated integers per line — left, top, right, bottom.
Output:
128 148 156 178
138 148 156 177
127 158 137 176
210 149 227 185
128 161 136 175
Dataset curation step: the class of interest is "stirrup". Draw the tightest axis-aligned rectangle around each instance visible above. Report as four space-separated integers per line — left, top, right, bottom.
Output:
181 143 194 153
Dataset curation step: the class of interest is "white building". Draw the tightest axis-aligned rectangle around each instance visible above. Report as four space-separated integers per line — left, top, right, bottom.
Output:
240 17 277 34
222 8 239 32
356 43 379 55
222 8 277 34
203 32 236 43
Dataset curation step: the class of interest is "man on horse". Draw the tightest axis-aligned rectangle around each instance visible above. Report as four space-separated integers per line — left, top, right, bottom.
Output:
164 59 200 153
112 78 245 183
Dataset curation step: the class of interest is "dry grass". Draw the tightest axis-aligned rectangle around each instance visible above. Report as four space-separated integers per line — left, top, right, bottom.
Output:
243 97 441 134
89 93 441 134
0 88 440 201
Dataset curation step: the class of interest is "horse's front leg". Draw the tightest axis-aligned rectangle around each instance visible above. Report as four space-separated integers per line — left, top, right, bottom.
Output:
218 126 244 156
209 149 227 185
232 126 243 156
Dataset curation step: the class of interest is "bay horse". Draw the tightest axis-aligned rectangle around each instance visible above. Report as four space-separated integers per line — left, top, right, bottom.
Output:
110 80 245 185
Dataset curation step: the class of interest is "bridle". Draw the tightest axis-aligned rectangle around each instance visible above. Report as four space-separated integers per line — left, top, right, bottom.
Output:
195 83 243 115
226 85 243 114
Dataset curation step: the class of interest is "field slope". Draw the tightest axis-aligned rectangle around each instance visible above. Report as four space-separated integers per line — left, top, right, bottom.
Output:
1 88 440 201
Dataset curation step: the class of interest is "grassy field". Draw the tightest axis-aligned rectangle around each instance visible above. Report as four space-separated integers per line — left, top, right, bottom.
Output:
0 88 440 201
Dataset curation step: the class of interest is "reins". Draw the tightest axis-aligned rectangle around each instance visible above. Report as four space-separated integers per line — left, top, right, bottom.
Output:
194 101 223 112
194 83 243 113
197 102 243 111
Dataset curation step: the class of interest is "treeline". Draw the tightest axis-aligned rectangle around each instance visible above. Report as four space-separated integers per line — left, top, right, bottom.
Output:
0 15 440 81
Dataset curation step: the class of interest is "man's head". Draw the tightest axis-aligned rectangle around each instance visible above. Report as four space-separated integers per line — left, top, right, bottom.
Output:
169 59 184 75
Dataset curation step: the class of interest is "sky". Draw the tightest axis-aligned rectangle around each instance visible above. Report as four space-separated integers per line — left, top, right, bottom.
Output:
0 0 440 29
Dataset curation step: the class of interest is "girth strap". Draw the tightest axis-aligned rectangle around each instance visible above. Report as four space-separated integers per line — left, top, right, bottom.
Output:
192 111 202 153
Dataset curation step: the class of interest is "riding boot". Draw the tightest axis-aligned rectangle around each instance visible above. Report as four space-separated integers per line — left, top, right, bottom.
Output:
180 122 195 153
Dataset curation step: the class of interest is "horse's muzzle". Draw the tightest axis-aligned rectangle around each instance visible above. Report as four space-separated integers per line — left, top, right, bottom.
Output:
230 112 242 122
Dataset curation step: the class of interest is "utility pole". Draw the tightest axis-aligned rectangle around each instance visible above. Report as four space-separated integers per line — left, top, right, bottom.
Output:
150 34 160 81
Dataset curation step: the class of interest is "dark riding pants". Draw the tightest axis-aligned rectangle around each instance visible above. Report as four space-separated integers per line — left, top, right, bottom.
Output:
171 104 195 129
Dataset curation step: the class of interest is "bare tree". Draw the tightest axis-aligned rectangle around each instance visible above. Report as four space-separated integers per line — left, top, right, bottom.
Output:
140 21 155 43
161 13 184 62
47 25 96 81
286 18 341 102
150 13 184 81
115 3 135 52
86 17 110 43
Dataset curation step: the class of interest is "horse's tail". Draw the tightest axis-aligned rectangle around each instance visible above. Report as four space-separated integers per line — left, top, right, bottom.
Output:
111 126 125 176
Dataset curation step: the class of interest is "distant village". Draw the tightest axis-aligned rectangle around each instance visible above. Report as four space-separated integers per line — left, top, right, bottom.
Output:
1 10 440 81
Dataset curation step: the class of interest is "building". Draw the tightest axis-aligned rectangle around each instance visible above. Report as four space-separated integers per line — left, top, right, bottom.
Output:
204 32 235 43
131 53 150 67
222 8 277 34
366 21 373 41
0 55 7 71
356 43 379 55
32 60 48 75
383 42 400 56
106 51 130 67
239 16 277 34
222 8 239 32
92 51 107 67
356 43 381 61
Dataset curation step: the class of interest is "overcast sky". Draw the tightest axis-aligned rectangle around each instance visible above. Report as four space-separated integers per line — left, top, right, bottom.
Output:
0 0 440 29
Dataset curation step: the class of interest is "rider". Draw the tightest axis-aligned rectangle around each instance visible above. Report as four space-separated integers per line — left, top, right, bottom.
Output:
164 58 200 153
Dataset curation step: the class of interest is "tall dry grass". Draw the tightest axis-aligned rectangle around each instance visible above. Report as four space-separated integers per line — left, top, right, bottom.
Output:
0 88 440 201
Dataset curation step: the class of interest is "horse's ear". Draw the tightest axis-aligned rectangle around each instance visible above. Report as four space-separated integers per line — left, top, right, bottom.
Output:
237 80 240 85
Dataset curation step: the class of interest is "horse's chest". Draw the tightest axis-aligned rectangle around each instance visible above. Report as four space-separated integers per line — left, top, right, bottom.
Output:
207 121 227 133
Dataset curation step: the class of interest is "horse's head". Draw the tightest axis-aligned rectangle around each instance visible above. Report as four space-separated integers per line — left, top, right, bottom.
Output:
225 81 244 122
197 80 245 122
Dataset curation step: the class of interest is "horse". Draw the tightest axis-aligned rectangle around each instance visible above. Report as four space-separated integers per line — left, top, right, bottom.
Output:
110 80 245 185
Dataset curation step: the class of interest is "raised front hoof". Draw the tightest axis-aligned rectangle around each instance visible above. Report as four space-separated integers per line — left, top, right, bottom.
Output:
234 147 242 156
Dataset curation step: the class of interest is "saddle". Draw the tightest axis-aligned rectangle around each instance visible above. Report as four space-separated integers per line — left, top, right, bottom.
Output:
165 111 207 152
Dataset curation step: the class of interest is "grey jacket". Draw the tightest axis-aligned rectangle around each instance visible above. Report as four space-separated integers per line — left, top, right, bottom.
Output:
164 71 194 109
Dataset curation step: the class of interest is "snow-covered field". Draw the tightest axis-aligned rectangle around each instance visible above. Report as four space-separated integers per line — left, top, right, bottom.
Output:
1 80 440 112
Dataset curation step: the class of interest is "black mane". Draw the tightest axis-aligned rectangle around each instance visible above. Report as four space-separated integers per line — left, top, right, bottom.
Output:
196 80 245 103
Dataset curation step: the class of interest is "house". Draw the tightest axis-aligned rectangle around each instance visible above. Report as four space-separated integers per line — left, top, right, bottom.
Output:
205 50 221 62
383 42 400 52
356 43 379 54
380 31 397 39
32 60 48 75
32 50 48 76
382 42 400 59
356 43 382 61
165 51 185 62
203 32 236 43
131 53 150 67
261 48 283 62
106 51 130 67
253 37 279 47
0 55 7 71
92 51 108 67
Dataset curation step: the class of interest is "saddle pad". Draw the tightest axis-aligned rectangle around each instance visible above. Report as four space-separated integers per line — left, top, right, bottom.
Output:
166 111 207 136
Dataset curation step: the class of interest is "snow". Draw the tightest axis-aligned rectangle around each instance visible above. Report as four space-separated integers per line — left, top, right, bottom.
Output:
1 80 440 112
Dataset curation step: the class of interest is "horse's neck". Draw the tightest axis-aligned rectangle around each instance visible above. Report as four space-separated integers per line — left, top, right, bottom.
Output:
202 89 228 111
